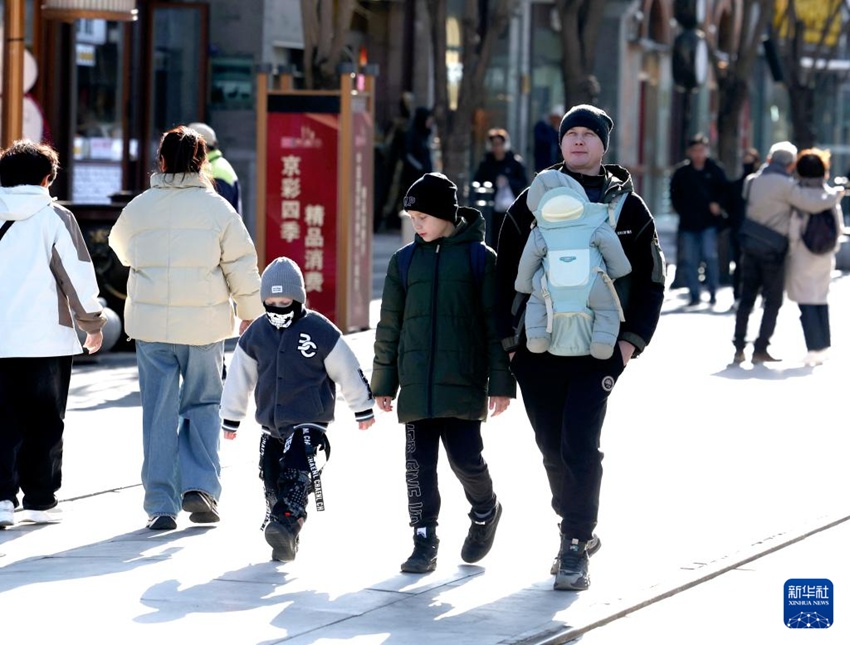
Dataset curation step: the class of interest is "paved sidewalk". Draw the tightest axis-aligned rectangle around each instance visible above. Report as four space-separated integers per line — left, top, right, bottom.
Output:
2 261 849 644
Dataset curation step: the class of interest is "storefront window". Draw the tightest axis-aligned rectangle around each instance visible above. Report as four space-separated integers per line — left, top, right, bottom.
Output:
72 18 129 203
148 5 204 165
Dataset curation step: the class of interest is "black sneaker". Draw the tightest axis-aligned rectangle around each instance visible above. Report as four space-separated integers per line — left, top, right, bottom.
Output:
550 533 600 575
400 529 439 573
147 515 177 531
554 535 597 591
265 514 303 562
182 490 220 524
461 501 502 563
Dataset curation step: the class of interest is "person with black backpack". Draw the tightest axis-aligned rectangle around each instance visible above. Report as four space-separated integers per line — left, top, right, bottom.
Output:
786 148 846 366
372 172 515 575
733 141 843 365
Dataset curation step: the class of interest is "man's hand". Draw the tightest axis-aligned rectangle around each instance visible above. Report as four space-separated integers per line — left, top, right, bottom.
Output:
709 201 722 216
618 340 635 366
224 430 237 441
238 319 253 335
358 417 375 430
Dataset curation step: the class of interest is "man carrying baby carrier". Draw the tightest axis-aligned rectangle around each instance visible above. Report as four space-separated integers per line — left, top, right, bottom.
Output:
494 104 666 591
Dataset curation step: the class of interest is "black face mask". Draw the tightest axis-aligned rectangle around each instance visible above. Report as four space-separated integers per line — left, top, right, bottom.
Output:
264 301 304 328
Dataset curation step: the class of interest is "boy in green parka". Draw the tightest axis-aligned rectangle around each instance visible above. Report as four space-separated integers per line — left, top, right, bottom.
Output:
372 172 516 574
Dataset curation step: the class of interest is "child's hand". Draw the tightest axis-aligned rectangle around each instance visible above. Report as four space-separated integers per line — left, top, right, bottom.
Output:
359 417 375 430
376 396 394 412
489 396 510 417
224 430 237 440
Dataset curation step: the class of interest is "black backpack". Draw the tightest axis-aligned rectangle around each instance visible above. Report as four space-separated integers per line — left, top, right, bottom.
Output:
800 208 839 255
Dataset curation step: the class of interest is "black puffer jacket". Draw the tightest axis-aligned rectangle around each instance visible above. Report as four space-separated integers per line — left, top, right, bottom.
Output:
495 164 666 357
372 207 516 423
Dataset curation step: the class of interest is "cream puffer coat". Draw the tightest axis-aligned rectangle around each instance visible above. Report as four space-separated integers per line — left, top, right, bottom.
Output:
785 178 844 305
109 173 264 345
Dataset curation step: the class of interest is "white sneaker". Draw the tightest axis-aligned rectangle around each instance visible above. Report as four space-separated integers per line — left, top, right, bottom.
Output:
0 500 14 528
804 349 829 366
19 507 62 524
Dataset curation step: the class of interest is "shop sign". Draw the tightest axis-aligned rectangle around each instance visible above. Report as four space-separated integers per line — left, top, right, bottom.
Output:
265 100 340 322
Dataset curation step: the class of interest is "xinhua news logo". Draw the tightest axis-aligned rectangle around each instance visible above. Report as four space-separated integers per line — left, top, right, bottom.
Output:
784 579 833 629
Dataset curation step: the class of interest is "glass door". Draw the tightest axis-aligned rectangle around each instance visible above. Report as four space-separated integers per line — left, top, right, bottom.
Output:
143 1 208 173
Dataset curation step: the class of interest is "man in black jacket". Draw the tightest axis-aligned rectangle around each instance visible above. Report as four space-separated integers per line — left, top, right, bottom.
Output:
669 134 729 306
495 104 665 591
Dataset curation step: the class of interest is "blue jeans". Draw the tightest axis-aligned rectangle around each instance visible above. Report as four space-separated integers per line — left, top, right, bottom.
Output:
680 228 720 301
136 341 224 517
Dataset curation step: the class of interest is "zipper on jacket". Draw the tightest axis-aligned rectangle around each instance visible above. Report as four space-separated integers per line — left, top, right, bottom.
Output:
426 243 441 418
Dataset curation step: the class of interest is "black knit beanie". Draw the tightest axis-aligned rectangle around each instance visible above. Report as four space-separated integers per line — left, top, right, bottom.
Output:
403 172 458 223
558 104 614 152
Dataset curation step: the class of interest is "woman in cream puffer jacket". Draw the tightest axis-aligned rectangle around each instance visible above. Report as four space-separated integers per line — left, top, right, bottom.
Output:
109 126 264 530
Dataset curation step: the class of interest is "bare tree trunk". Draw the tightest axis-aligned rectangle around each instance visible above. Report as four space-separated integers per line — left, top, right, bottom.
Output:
427 0 517 193
555 0 606 108
779 0 845 150
300 0 357 89
711 0 774 172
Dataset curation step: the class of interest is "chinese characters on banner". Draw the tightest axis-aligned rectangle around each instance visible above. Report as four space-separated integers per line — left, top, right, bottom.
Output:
265 104 339 322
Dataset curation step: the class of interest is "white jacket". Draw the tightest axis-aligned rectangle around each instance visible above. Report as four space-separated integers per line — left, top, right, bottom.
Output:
0 186 105 358
108 173 264 345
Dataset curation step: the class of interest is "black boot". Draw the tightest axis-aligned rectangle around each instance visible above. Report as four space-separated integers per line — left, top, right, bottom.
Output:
461 501 502 563
265 513 304 562
400 527 439 573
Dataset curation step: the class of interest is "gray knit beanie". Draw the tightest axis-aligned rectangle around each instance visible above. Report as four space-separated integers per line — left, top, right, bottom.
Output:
261 257 306 303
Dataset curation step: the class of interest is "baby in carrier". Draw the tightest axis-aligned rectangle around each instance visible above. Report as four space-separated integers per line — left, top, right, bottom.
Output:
515 170 631 359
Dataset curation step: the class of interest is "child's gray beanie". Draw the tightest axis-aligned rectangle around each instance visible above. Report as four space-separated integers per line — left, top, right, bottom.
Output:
261 256 306 303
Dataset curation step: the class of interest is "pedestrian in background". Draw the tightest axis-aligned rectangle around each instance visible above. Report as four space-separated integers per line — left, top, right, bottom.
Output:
383 106 434 231
472 128 529 246
785 148 844 366
220 257 375 561
188 122 242 215
376 91 414 232
372 172 515 574
109 126 264 531
495 104 665 591
533 104 563 172
726 147 761 305
669 134 729 306
0 140 106 529
733 141 843 365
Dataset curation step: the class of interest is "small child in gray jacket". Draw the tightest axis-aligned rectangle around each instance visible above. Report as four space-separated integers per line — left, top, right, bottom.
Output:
220 257 374 562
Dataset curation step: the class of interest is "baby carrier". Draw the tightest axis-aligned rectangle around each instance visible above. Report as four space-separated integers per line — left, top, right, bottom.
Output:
516 170 631 358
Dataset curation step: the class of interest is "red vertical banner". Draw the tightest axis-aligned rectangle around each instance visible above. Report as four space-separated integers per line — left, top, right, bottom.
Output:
347 95 373 330
265 104 340 323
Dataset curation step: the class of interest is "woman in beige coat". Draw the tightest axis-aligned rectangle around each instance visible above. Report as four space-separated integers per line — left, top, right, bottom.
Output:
785 148 844 366
109 126 264 530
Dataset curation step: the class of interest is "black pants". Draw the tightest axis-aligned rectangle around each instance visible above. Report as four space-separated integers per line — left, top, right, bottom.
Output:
799 304 831 351
510 347 626 541
259 429 323 527
0 356 73 509
733 251 786 352
404 417 496 529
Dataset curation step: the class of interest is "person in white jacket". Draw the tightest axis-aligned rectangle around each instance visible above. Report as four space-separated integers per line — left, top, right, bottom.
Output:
109 126 264 531
0 140 105 529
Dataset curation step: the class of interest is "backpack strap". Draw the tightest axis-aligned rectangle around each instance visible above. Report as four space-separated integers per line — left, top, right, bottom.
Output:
397 241 417 295
0 220 13 242
606 193 628 228
468 241 487 287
